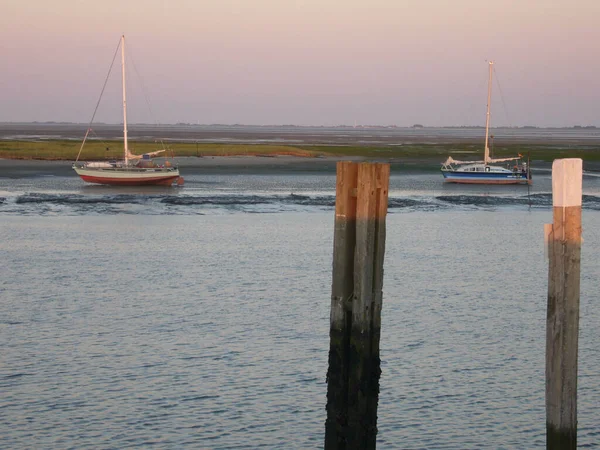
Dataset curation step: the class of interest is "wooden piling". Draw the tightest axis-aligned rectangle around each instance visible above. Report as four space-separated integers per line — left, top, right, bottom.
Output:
545 158 582 450
325 161 389 450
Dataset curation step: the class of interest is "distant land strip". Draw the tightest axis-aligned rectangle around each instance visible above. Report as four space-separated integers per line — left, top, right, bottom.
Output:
1 122 600 146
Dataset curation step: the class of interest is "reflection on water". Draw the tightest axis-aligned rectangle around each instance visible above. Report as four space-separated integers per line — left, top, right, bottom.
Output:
1 169 600 448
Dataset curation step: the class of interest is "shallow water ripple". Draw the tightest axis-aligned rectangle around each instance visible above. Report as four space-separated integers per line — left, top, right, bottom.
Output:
1 178 600 448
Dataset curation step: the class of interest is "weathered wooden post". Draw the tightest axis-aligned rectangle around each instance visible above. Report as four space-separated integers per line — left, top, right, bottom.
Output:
325 161 390 450
545 158 583 450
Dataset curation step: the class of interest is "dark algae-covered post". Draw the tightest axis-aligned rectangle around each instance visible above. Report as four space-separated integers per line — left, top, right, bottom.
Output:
325 161 358 450
545 158 582 450
325 161 390 450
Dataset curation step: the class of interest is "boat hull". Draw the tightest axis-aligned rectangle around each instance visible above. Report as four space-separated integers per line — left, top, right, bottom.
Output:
441 170 531 185
74 166 180 186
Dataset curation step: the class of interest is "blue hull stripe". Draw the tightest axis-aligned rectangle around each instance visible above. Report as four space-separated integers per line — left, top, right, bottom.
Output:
442 172 527 180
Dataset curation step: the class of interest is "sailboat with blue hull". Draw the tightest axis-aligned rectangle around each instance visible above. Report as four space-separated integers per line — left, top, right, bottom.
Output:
441 61 531 185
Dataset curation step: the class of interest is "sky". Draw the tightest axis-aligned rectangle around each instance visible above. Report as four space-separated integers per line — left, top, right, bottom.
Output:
1 0 598 127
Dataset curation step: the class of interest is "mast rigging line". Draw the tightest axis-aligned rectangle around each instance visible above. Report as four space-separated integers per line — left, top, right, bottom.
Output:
492 64 513 129
128 47 159 128
122 41 172 159
75 37 121 163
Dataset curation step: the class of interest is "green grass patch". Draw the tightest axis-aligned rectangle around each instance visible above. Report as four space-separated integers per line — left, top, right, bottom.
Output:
0 139 598 163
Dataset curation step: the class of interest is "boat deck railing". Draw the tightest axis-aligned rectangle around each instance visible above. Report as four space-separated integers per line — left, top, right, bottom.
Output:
73 163 178 172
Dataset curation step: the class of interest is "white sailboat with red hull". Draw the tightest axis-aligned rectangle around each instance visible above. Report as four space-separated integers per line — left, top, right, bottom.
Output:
73 35 181 186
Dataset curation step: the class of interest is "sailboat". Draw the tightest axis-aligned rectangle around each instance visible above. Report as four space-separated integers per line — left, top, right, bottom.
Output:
441 61 531 185
73 35 181 186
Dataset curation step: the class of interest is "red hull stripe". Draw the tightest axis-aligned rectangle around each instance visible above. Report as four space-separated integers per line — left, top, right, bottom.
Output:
79 175 180 186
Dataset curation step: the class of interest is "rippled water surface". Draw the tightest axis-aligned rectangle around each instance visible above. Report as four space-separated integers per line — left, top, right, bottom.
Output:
1 164 599 448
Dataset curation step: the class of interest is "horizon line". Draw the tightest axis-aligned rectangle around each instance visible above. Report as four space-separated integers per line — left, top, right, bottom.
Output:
1 121 598 130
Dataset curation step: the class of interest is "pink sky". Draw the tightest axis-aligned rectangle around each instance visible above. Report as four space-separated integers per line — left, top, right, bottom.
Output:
1 0 598 127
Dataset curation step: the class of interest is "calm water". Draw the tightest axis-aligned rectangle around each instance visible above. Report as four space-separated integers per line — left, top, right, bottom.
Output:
1 165 599 448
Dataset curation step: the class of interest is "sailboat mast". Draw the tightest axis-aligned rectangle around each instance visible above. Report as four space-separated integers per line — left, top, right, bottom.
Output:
121 35 129 165
483 60 493 164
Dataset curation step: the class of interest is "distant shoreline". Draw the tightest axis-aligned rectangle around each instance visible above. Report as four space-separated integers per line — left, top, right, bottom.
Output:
1 121 598 130
1 122 600 146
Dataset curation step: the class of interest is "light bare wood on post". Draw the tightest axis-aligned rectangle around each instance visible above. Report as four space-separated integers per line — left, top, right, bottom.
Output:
326 161 389 450
546 158 582 450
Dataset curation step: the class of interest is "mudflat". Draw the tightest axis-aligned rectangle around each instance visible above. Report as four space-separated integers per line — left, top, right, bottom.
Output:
1 122 599 173
1 122 599 146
